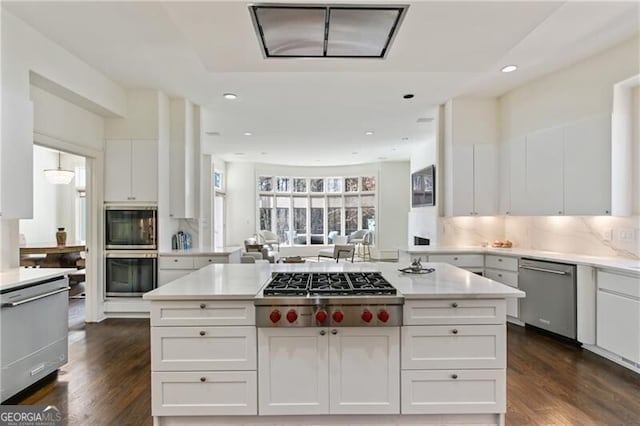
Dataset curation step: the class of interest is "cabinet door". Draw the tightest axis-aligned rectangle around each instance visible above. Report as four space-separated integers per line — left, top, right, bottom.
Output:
564 115 611 215
508 136 527 215
473 144 498 215
258 328 329 415
131 139 158 202
104 139 132 202
597 290 640 363
498 142 511 215
526 127 564 215
450 145 475 216
328 327 400 414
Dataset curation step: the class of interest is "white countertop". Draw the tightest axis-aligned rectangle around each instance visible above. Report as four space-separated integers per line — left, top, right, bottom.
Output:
144 262 524 301
404 246 640 274
159 246 242 256
0 267 77 293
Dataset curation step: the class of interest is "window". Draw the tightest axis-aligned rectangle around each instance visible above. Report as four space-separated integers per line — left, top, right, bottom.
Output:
214 171 223 190
256 174 377 246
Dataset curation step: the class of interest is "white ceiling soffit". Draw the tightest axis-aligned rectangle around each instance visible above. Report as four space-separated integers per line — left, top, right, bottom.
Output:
250 4 407 58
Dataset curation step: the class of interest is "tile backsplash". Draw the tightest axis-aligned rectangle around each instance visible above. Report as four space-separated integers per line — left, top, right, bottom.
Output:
424 215 640 259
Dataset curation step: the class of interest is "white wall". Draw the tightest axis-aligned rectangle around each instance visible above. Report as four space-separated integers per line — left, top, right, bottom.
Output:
633 85 640 213
104 89 159 139
226 162 257 246
377 161 410 258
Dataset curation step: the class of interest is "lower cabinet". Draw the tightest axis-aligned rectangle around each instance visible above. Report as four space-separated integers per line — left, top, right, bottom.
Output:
484 255 520 320
258 327 400 415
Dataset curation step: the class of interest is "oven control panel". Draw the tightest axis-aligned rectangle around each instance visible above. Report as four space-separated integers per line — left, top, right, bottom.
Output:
256 304 402 327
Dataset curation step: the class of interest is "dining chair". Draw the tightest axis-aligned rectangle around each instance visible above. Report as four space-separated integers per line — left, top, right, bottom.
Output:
317 244 355 263
258 230 280 251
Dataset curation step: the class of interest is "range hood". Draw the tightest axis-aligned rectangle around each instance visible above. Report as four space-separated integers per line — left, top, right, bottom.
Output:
249 4 408 58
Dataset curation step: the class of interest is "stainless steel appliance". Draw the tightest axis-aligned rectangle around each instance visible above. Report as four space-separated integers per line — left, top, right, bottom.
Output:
255 272 403 327
1 277 69 402
519 258 577 340
105 205 157 250
105 252 157 297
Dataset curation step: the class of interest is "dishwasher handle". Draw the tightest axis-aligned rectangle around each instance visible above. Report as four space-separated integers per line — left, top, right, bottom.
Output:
519 265 569 275
1 287 70 308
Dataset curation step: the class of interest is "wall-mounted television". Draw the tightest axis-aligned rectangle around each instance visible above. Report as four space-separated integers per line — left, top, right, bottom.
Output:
411 165 435 207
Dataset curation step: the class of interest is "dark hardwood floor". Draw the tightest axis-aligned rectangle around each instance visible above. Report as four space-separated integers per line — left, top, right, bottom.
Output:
6 318 640 425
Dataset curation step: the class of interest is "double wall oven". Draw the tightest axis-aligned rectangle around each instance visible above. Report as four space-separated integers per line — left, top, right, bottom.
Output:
105 205 158 297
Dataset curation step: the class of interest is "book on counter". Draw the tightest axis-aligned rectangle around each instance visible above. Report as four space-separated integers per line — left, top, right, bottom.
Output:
171 231 192 250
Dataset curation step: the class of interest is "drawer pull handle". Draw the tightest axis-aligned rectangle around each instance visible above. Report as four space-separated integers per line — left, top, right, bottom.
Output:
200 377 206 382
451 302 458 308
452 329 458 334
331 329 338 335
451 374 458 379
200 303 206 309
320 330 326 336
199 331 205 336
174 259 178 262
498 273 502 277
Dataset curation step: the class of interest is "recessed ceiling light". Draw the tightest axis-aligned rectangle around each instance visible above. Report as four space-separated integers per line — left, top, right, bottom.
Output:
501 65 518 73
416 117 433 123
223 93 238 100
243 132 253 136
365 131 374 136
403 94 414 99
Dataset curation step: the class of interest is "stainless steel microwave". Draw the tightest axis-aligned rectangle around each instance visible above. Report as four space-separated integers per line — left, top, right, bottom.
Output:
105 205 157 250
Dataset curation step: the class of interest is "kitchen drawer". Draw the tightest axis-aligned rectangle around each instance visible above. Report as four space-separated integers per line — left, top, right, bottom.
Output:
401 369 505 414
427 254 484 268
484 269 518 287
402 325 505 370
151 326 256 371
152 371 257 416
150 301 255 326
598 270 640 299
485 255 518 272
404 299 505 325
158 256 194 270
193 256 228 269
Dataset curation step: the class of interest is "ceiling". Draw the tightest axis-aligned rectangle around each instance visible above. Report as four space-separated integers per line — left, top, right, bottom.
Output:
3 1 639 166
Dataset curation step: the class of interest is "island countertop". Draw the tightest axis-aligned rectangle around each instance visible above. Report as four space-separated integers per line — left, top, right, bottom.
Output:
143 262 524 301
0 267 77 293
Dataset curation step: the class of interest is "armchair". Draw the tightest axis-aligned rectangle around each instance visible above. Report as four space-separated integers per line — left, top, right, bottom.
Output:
258 230 280 251
317 244 355 263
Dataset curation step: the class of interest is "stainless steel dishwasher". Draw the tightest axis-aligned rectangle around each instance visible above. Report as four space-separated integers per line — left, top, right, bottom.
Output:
519 258 577 340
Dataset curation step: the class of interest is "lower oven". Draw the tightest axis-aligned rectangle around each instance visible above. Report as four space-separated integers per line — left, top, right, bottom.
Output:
105 251 157 297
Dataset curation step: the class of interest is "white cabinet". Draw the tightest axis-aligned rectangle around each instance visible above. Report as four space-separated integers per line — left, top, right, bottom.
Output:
484 255 520 320
564 116 612 215
507 136 527 215
328 327 400 414
258 327 329 415
158 253 241 286
525 127 565 215
446 144 498 216
427 254 484 269
258 327 400 416
596 271 640 364
104 139 158 202
401 297 506 416
150 299 257 418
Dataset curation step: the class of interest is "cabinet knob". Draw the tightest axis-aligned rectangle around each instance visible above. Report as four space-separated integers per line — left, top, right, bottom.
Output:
451 302 458 308
452 329 459 334
498 273 503 277
605 210 609 214
199 331 205 336
498 258 502 262
451 374 458 379
200 377 206 382
331 329 338 335
200 303 206 309
506 211 510 215
174 259 178 262
558 211 563 215
320 330 326 336
453 257 459 261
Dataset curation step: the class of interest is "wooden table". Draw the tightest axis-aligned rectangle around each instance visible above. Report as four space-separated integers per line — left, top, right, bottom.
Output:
20 243 86 268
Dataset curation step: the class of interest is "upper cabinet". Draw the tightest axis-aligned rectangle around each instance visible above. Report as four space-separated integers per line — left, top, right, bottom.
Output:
444 98 499 217
169 99 196 219
501 115 612 216
104 139 158 203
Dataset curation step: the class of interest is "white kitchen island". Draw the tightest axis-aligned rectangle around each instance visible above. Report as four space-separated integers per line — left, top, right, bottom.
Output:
144 262 524 426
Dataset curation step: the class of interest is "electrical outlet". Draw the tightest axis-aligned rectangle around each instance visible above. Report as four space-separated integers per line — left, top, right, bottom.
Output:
619 228 634 241
602 229 613 242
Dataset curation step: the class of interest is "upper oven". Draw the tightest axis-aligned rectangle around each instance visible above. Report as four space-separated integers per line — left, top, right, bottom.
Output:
105 205 157 250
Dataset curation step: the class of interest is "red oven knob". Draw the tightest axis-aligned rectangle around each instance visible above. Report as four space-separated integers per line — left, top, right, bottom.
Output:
361 309 373 323
378 309 390 323
269 310 281 323
332 310 344 323
316 310 328 324
286 309 298 323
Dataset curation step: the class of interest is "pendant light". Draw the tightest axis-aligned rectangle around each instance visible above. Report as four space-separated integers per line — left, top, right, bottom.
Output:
44 152 74 185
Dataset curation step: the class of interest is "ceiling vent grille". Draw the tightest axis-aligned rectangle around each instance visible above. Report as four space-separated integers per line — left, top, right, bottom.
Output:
249 4 408 59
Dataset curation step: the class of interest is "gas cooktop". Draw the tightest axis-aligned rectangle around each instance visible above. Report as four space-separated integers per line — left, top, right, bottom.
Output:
263 272 397 297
